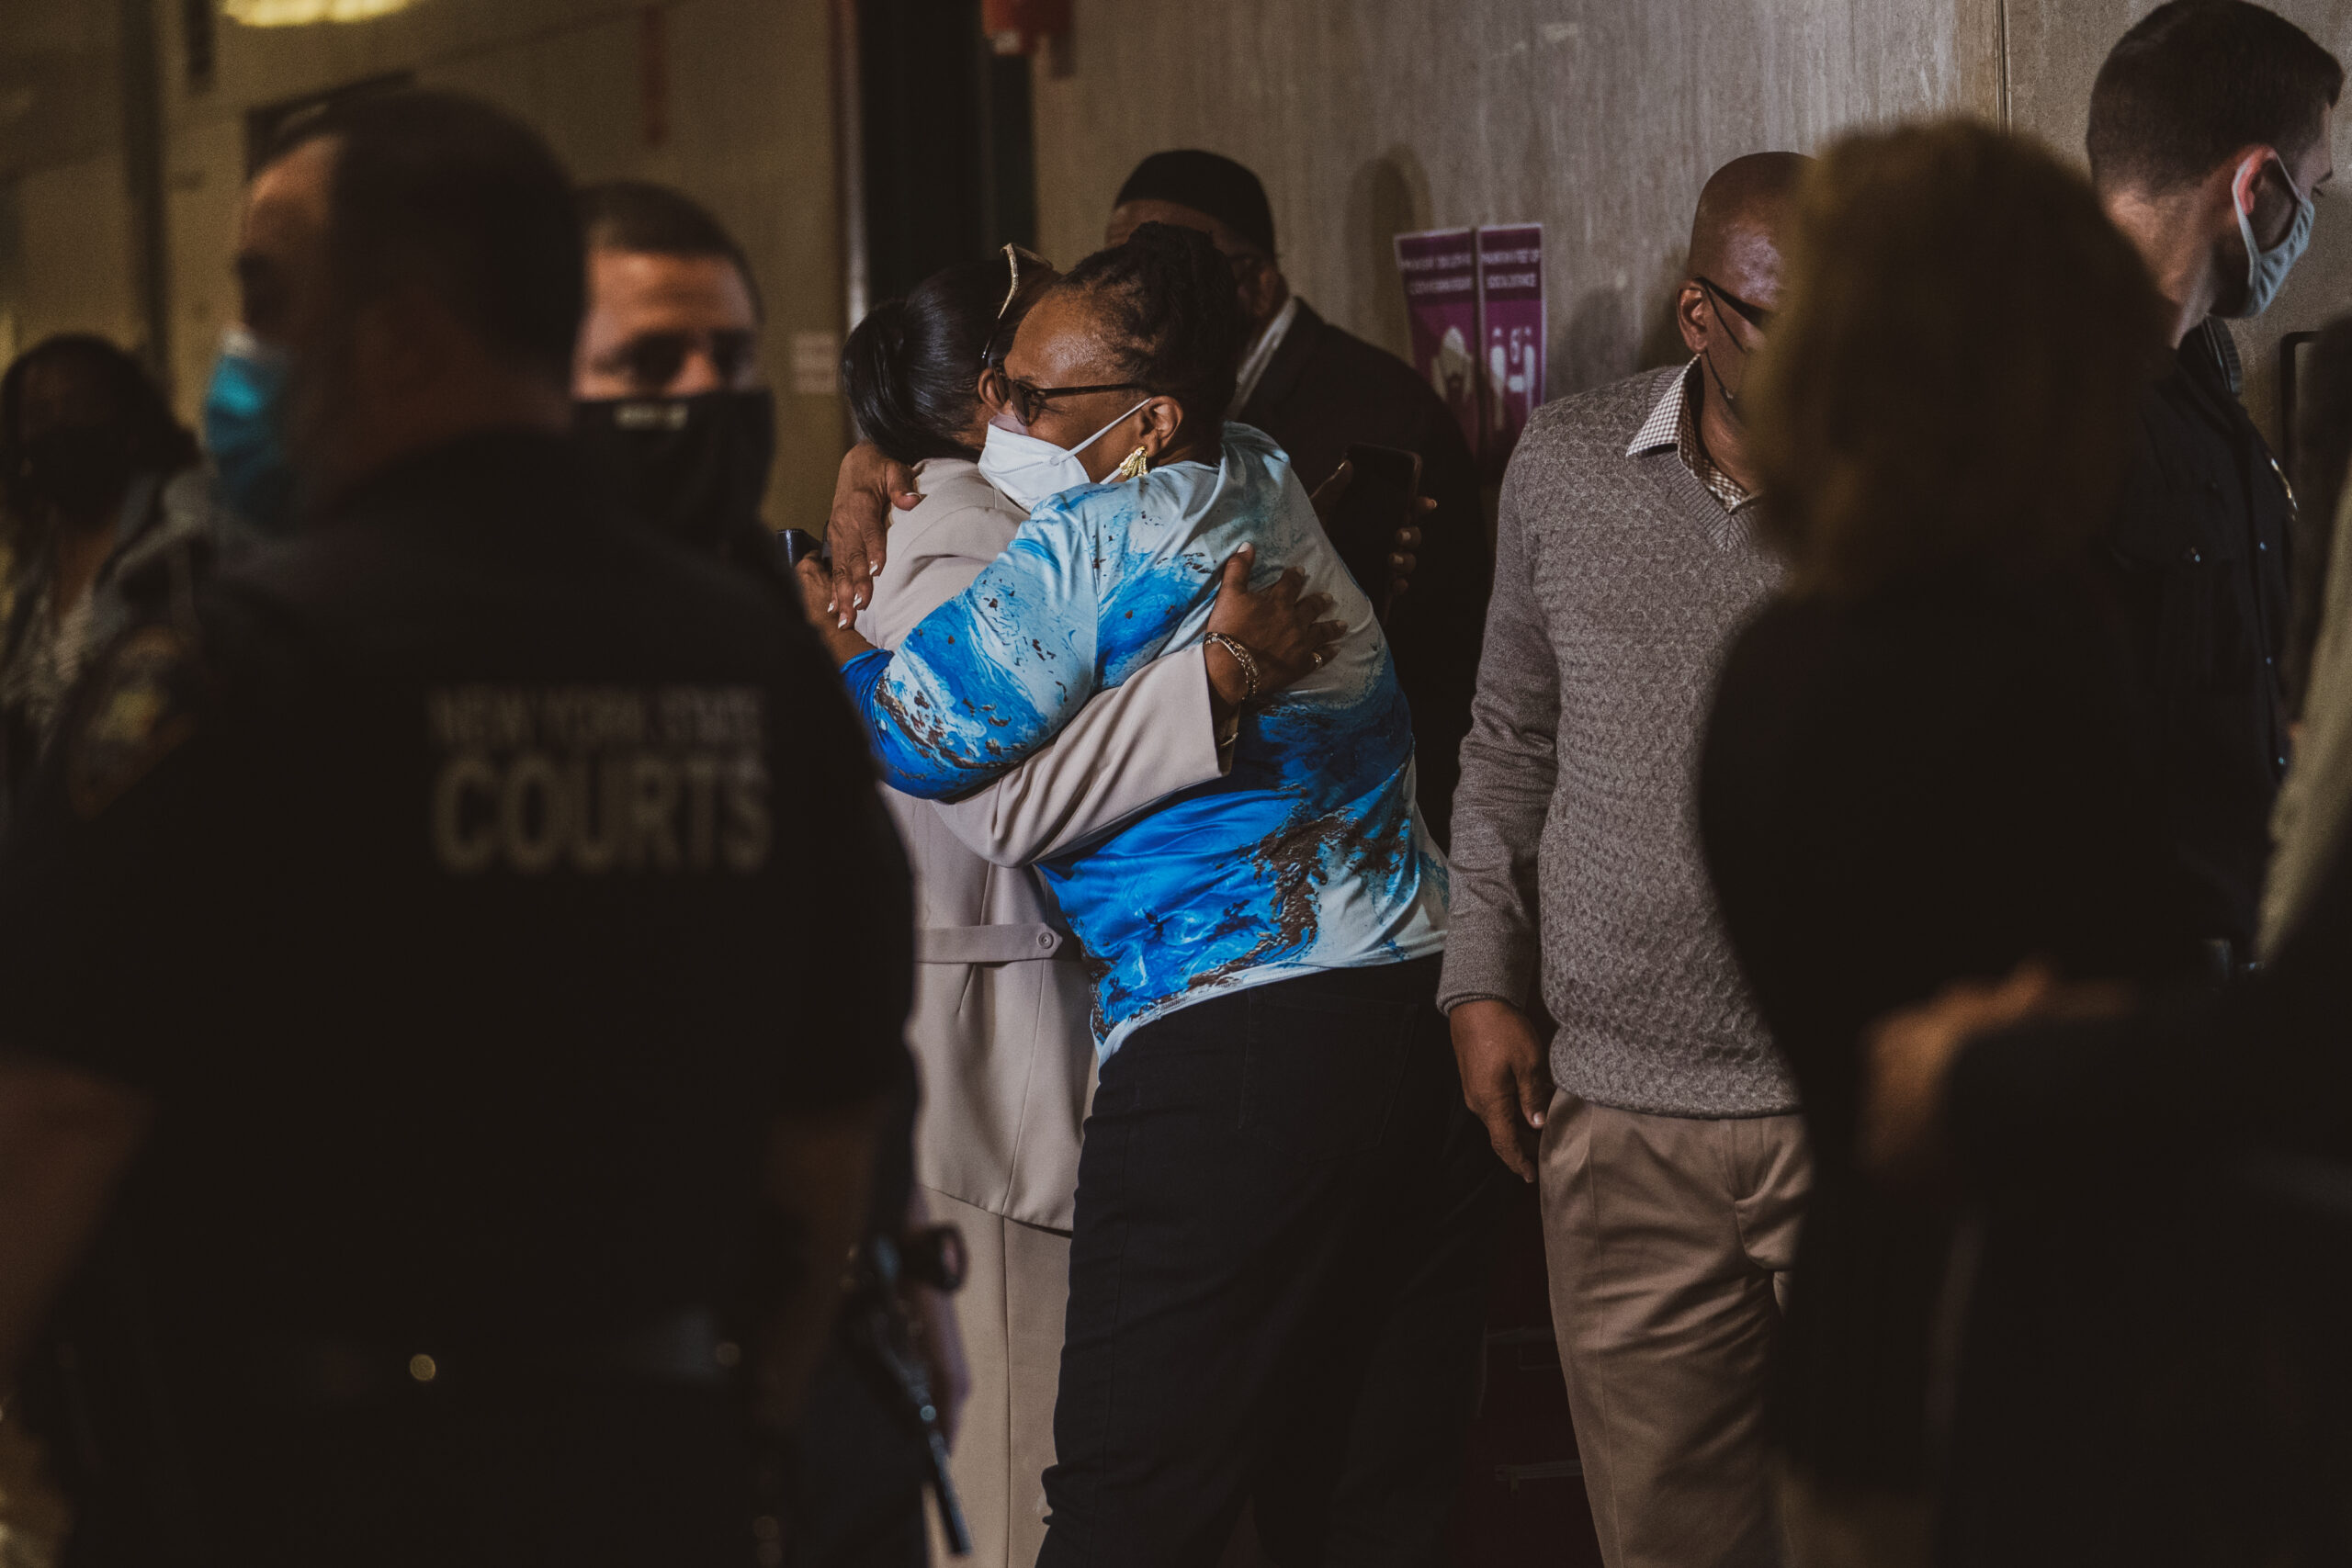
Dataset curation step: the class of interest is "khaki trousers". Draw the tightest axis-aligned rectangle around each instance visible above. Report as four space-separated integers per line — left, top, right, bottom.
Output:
1539 1092 1812 1568
923 1187 1069 1568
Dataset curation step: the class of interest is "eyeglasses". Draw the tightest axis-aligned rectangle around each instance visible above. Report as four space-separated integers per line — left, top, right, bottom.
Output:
996 376 1151 429
980 243 1050 371
1695 276 1773 338
975 242 1150 425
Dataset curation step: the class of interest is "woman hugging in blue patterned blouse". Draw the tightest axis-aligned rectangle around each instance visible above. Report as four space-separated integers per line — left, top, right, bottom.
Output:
794 220 1495 1568
804 223 1448 1059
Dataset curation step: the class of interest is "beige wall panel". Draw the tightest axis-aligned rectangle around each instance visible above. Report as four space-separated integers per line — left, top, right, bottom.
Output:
1033 0 2002 397
422 13 647 184
162 114 248 428
0 0 126 183
2005 0 2352 444
662 0 844 534
16 151 138 352
140 0 841 532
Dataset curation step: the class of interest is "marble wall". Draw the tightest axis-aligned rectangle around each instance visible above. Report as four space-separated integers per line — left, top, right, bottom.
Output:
12 0 2352 510
9 0 845 531
1031 0 2352 443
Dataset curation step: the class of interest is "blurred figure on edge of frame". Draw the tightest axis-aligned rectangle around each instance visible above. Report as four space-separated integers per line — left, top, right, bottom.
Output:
1697 119 2194 1568
0 335 248 826
0 90 910 1568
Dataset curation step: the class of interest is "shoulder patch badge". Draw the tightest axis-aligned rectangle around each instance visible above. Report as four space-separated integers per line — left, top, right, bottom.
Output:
66 625 209 820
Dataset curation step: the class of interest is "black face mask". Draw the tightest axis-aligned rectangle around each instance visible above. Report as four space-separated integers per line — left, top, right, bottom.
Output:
574 389 776 553
17 424 135 522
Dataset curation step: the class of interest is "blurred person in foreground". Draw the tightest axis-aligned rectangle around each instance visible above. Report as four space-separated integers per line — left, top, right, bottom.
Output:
833 244 1342 1568
0 89 908 1567
799 221 1493 1567
1860 91 2352 1547
2086 0 2340 972
0 336 243 822
1696 122 2196 1568
1862 855 2352 1565
1440 152 1809 1568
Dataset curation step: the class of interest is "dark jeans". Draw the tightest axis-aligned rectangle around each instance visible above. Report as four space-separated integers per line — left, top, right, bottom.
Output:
1037 956 1501 1568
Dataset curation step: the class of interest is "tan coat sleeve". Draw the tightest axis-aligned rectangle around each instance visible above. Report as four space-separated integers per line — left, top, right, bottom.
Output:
865 468 1228 871
935 645 1228 867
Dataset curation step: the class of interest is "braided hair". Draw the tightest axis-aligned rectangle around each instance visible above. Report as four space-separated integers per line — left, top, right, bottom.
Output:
841 253 1014 465
1053 221 1244 447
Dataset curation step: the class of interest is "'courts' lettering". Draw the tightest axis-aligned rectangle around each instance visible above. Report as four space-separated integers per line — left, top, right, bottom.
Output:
427 685 772 876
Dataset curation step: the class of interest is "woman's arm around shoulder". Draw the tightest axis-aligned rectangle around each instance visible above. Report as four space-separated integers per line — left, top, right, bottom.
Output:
935 547 1344 864
809 496 1108 800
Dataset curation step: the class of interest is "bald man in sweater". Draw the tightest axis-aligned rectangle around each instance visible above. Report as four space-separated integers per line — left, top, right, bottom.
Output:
1438 153 1813 1568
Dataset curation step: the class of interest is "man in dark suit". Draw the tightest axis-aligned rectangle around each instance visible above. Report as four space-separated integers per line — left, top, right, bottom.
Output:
1106 151 1489 845
2083 3 2340 967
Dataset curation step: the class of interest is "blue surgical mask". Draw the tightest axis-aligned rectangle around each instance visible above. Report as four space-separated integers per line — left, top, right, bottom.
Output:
976 400 1148 513
203 325 297 534
2223 152 2316 320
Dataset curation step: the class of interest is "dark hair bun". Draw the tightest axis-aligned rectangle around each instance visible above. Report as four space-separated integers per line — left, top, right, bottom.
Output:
842 298 923 460
842 253 1021 466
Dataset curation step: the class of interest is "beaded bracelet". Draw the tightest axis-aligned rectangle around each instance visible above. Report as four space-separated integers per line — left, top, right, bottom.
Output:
1204 632 1261 705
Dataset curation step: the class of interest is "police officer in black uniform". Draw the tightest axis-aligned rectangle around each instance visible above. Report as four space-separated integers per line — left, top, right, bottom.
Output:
0 89 910 1568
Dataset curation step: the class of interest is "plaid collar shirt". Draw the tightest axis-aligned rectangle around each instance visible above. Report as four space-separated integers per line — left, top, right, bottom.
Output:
1626 357 1756 516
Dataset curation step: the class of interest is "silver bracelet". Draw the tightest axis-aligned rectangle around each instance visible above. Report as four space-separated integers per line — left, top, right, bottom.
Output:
1204 632 1261 705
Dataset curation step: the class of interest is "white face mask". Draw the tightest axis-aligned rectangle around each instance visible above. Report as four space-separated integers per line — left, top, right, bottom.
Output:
977 400 1149 513
2222 150 2316 320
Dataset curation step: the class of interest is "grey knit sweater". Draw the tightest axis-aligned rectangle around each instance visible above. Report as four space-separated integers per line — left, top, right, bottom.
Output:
1436 365 1798 1118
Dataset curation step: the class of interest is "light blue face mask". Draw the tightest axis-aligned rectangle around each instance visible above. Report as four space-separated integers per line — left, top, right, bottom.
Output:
202 325 297 535
2222 151 2316 320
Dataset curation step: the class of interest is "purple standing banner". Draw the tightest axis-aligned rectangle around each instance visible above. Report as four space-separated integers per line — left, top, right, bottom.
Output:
1393 227 1484 461
1476 223 1544 478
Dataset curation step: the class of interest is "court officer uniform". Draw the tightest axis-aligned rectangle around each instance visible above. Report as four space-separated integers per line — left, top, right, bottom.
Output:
0 427 912 1568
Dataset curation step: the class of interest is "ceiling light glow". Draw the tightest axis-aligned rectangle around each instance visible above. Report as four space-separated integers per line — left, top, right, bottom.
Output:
222 0 418 25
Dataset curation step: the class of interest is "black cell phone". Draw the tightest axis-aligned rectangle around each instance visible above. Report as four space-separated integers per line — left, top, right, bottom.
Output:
1325 443 1421 621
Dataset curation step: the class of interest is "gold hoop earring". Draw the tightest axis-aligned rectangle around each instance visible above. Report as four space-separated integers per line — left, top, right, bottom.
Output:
1112 445 1151 482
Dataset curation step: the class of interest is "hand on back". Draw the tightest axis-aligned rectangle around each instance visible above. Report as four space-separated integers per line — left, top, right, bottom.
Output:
1203 544 1344 708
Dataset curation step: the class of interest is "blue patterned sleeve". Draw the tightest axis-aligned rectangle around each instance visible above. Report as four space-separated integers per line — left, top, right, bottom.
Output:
842 501 1103 799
